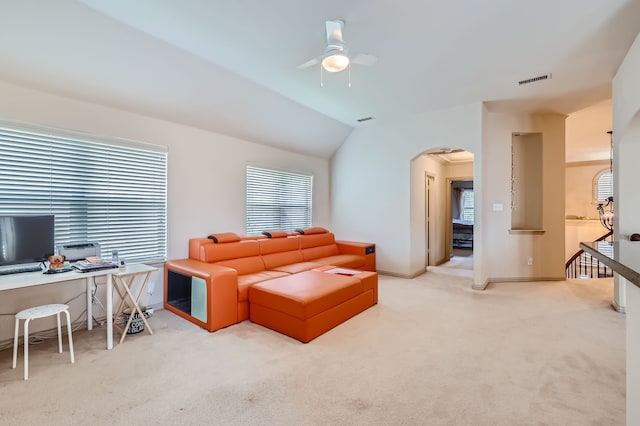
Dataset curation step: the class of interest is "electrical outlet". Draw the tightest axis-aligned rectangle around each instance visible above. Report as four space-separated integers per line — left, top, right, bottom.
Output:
527 257 533 266
147 281 155 295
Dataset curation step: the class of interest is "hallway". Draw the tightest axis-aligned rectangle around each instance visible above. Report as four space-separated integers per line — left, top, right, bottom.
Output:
427 248 473 277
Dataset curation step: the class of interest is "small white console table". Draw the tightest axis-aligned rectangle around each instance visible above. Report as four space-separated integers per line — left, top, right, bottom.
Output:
0 263 156 350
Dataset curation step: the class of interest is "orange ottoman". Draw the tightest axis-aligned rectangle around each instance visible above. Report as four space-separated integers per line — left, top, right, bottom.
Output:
248 270 376 343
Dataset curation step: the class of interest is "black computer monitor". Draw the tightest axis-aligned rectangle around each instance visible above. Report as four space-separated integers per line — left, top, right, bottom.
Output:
0 215 55 267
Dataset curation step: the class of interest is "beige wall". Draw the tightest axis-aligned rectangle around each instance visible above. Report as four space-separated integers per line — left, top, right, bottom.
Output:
483 112 566 281
565 161 611 261
565 161 609 219
410 155 441 272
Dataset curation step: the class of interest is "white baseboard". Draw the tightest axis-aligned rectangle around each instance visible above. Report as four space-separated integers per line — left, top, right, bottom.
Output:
472 279 489 291
612 300 626 314
487 276 566 284
377 269 426 279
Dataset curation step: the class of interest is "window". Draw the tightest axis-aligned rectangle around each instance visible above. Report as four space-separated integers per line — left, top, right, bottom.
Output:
0 120 167 263
461 189 474 222
594 169 613 203
246 165 313 235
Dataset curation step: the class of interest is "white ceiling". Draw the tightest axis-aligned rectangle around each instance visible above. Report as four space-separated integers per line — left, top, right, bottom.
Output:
1 0 639 159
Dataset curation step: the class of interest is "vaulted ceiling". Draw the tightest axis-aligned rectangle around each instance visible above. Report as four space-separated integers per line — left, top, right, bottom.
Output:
1 0 639 159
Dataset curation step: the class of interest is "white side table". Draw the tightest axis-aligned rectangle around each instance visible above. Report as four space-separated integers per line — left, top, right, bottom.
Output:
112 264 158 344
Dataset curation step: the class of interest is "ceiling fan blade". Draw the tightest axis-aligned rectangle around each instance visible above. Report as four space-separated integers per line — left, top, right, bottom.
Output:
297 57 320 70
326 20 345 46
351 52 378 66
431 148 467 155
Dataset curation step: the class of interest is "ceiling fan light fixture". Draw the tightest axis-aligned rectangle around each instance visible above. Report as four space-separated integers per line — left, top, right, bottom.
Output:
322 53 350 72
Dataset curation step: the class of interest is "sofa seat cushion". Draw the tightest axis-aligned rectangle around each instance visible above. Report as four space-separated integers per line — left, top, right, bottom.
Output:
270 261 325 274
313 254 366 269
237 271 289 302
249 271 362 319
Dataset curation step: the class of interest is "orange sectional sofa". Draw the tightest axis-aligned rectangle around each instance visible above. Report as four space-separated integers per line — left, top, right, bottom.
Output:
164 228 376 341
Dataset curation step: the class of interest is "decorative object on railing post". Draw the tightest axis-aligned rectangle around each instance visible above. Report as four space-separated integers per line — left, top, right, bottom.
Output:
597 130 614 232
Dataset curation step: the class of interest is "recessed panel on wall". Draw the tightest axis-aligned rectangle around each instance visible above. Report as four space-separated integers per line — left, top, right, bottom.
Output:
511 133 543 230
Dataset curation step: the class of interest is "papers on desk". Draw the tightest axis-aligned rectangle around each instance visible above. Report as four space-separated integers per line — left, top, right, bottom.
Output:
72 260 118 272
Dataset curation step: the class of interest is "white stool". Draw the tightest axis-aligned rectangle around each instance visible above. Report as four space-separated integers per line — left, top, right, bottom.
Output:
12 303 75 380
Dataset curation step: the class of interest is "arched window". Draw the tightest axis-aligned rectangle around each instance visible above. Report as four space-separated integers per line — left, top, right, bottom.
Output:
594 169 613 203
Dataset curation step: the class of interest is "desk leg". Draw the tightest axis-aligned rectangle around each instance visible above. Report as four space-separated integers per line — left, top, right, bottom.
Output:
86 277 93 331
107 273 113 350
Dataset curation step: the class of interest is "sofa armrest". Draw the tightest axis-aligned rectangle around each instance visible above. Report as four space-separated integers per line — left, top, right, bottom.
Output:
335 241 376 271
164 259 239 332
335 240 375 255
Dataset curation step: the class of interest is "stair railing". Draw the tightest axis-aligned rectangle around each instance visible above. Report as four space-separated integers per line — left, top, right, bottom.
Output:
565 231 613 279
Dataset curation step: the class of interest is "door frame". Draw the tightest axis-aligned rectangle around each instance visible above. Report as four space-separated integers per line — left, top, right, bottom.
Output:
445 176 474 260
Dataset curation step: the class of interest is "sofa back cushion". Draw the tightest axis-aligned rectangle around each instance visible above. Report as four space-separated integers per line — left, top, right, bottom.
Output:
261 230 290 239
214 257 265 275
259 237 304 269
189 238 213 261
189 232 244 261
299 232 340 261
294 227 328 235
208 232 241 243
201 240 265 275
202 240 260 262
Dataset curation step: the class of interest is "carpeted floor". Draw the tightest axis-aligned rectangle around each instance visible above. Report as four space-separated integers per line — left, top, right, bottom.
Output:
0 272 624 425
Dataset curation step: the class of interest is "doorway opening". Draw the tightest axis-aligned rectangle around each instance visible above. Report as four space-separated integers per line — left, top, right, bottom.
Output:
419 148 474 277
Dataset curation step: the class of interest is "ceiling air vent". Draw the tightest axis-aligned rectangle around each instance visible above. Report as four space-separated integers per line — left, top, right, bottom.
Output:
518 73 551 85
357 116 374 122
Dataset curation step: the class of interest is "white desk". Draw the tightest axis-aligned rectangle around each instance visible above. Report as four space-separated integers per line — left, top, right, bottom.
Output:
0 263 156 350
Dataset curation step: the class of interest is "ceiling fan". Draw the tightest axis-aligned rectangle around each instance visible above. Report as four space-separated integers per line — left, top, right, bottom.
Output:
429 148 467 155
297 20 377 73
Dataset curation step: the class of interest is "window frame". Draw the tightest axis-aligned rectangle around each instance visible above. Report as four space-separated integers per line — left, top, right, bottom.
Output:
593 168 613 204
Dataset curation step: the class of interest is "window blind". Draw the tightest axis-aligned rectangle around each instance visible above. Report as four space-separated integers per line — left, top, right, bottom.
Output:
596 171 613 202
246 165 312 235
462 189 474 222
0 121 167 263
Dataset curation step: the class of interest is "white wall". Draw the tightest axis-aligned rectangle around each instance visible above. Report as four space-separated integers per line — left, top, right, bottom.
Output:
331 103 483 284
483 112 566 281
0 81 330 342
612 31 640 426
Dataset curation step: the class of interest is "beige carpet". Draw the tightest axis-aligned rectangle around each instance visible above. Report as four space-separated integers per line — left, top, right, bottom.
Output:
0 272 624 425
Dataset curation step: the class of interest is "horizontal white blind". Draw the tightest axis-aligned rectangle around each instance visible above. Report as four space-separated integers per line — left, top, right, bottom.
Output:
462 189 474 221
0 122 167 262
246 165 312 235
596 171 613 201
